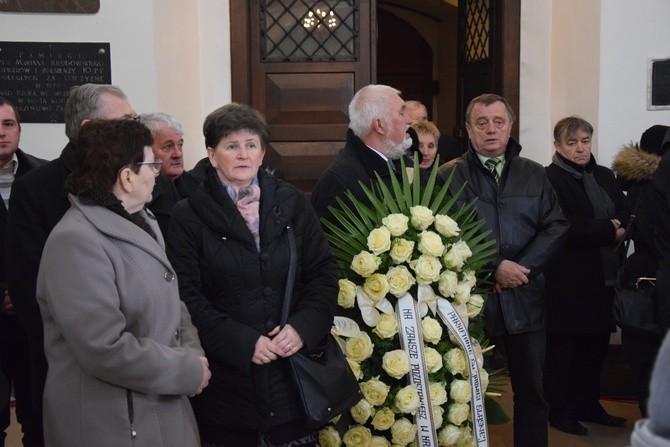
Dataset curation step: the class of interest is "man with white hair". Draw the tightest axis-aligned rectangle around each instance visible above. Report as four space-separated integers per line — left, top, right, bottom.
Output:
138 112 200 198
311 84 413 222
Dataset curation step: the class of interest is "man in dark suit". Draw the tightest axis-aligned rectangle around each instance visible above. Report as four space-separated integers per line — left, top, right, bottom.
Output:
0 97 46 446
311 84 414 223
5 85 146 440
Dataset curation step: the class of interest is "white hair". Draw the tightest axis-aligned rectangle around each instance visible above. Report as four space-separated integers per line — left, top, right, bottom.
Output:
348 84 401 138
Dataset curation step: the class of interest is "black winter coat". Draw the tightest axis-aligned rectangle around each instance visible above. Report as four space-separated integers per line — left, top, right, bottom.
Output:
311 129 402 223
166 167 338 436
544 155 627 333
438 139 569 336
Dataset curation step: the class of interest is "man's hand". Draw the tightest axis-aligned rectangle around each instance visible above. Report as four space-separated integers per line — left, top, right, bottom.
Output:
494 260 530 292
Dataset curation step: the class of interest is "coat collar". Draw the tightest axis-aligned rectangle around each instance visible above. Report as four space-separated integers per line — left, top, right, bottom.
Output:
68 194 172 270
344 129 399 179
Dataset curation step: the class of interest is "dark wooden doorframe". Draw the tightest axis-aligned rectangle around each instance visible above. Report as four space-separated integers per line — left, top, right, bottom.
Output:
456 0 520 140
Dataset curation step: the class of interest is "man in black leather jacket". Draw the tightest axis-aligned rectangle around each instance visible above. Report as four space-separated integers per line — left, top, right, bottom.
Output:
438 94 569 447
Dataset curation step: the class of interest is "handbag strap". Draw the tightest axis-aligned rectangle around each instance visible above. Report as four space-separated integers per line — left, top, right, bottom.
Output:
617 183 647 264
280 225 297 326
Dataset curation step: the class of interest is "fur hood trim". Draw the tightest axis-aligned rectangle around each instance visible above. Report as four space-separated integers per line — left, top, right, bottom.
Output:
612 142 660 182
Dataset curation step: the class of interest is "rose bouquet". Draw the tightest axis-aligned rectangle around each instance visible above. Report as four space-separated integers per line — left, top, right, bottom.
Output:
318 159 506 447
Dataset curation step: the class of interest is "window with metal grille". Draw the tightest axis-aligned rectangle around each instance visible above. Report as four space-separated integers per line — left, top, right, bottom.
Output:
260 0 358 62
463 0 490 62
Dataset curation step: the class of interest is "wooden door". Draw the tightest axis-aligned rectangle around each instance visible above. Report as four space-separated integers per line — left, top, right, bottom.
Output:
456 0 520 141
230 0 375 192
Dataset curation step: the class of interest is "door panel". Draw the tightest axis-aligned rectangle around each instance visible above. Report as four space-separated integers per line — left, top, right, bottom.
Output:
231 0 375 193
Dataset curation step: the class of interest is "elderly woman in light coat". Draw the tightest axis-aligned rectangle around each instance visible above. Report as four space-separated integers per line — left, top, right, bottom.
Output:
36 119 210 447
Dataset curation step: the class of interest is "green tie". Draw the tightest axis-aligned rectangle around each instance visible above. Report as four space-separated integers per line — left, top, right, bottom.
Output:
485 158 501 183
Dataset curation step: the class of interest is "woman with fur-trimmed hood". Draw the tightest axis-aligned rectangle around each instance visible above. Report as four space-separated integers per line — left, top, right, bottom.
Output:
612 124 670 417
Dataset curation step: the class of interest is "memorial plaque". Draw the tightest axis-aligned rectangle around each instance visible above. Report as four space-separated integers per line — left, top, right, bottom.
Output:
0 42 111 123
0 0 99 13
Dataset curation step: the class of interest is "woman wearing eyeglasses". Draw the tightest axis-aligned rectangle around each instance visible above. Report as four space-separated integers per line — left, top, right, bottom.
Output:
35 119 211 447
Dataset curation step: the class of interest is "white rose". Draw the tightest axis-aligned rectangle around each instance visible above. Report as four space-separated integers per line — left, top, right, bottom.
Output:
444 348 467 376
453 282 471 305
394 384 420 414
371 407 396 431
432 405 445 429
368 226 392 255
391 418 417 446
466 294 484 317
350 398 373 424
383 213 409 236
410 205 435 230
429 381 448 406
434 214 460 237
418 230 445 257
338 278 357 309
343 425 372 447
345 332 374 362
450 380 472 404
373 313 399 339
438 270 459 298
438 424 461 446
457 427 476 447
363 273 390 303
447 403 470 426
351 251 381 277
410 255 442 284
424 347 443 373
361 377 391 406
461 270 477 287
443 241 472 270
382 349 411 379
369 436 391 447
421 316 443 345
390 238 415 264
318 426 342 447
386 265 416 297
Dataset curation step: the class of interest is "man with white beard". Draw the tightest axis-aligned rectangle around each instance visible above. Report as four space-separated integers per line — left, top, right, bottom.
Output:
311 84 414 223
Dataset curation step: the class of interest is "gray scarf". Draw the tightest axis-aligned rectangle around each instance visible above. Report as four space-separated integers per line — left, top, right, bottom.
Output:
552 153 618 285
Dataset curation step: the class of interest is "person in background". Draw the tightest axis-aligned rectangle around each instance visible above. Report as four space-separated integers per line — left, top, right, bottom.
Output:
0 97 45 446
166 103 337 446
438 94 569 447
543 116 628 436
612 124 670 417
405 99 462 164
411 119 441 170
37 119 209 447
5 84 175 429
138 112 201 198
311 84 413 223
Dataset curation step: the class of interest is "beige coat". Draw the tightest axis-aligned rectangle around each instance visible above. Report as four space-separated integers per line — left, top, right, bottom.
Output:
37 195 204 447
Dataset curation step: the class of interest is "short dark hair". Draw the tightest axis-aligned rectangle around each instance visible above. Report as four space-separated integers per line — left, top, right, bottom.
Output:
553 116 593 143
0 97 21 128
203 102 269 150
69 119 153 193
465 93 516 125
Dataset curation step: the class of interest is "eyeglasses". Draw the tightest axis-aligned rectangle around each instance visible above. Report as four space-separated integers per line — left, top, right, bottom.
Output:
134 160 162 174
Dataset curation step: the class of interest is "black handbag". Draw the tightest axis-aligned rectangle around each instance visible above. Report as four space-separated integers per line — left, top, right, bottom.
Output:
613 188 663 339
280 225 362 428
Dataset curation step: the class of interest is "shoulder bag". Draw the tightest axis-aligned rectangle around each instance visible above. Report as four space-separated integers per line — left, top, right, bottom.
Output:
280 225 362 428
613 186 663 339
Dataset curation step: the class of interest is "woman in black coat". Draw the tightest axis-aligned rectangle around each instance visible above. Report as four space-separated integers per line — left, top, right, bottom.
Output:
166 103 338 446
613 124 670 417
543 116 629 436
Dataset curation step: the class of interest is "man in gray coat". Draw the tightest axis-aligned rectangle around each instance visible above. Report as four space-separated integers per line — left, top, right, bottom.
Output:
438 94 569 447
